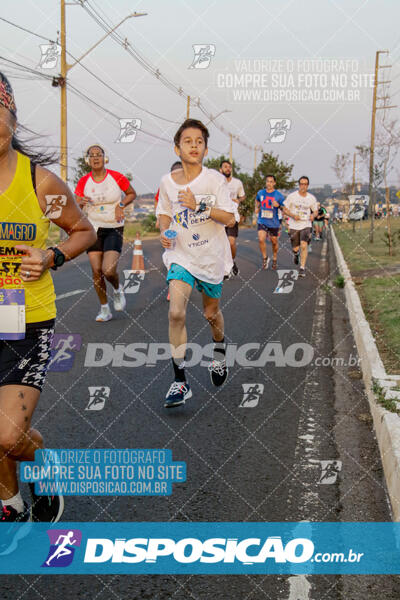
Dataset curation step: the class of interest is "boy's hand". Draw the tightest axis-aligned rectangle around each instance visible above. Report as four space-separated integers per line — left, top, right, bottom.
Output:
178 188 196 211
160 231 172 248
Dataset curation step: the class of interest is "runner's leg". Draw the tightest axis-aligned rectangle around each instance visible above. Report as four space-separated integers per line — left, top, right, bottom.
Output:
88 251 107 305
257 228 267 260
102 250 120 291
202 295 224 342
0 385 41 501
168 279 192 364
300 239 308 268
270 235 279 262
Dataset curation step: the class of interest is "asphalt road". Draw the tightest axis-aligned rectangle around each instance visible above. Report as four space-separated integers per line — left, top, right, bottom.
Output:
2 227 399 599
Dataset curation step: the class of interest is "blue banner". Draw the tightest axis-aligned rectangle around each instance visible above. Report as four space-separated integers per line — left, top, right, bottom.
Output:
1 522 400 574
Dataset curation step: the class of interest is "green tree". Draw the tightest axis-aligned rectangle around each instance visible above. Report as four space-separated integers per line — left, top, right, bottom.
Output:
204 155 254 218
73 154 91 185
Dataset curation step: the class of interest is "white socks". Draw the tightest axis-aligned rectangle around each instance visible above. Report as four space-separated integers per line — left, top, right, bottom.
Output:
2 491 24 513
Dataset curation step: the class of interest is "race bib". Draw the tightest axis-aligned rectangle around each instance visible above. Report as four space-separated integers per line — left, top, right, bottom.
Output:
261 209 273 220
0 288 25 340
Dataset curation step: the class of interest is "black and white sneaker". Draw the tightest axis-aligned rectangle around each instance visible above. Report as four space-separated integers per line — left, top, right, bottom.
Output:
164 381 192 408
262 257 270 270
293 252 299 265
29 483 64 523
299 267 306 277
208 359 228 387
232 262 239 276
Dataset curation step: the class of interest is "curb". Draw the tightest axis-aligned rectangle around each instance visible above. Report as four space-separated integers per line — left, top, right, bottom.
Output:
331 228 400 521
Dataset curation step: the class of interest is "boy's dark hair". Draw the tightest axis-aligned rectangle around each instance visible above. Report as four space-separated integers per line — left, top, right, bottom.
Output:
174 119 209 148
220 159 232 168
298 175 309 184
266 174 276 182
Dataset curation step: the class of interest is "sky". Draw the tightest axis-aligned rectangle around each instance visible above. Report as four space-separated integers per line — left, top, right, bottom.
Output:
1 0 400 193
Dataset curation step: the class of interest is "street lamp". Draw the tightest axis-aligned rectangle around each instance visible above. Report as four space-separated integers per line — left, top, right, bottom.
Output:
56 2 147 182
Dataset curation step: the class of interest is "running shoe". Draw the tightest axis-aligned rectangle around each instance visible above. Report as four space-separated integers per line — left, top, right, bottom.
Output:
208 358 228 387
299 267 306 278
29 483 64 523
164 381 192 408
262 257 270 270
232 262 239 276
96 306 112 322
293 252 299 265
272 259 277 270
0 502 32 556
113 287 126 311
0 502 30 523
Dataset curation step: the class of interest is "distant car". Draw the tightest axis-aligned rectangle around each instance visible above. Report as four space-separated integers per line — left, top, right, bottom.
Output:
348 205 365 221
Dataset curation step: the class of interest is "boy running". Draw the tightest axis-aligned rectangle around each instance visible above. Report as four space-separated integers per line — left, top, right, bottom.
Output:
156 119 236 408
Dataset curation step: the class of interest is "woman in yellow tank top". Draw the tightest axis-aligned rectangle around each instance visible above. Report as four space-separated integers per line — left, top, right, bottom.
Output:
0 72 96 525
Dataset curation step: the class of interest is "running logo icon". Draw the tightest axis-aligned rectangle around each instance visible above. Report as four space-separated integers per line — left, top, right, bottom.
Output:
44 195 67 219
86 386 110 411
38 43 61 69
239 383 264 408
48 334 82 372
123 270 145 293
174 209 189 229
274 270 298 294
188 44 216 69
266 119 291 143
116 119 142 143
42 529 82 568
318 460 342 484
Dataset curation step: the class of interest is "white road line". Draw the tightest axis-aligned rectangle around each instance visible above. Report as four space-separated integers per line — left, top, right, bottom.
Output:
288 575 311 599
56 289 86 301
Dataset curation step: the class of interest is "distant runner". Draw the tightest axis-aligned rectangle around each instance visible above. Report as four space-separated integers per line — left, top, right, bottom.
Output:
313 202 329 240
283 176 318 277
219 160 245 277
255 175 285 270
75 145 136 322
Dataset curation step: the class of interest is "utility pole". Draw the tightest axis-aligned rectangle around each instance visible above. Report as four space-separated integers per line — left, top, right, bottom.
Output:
186 96 190 119
369 50 391 242
55 3 146 182
229 133 233 163
352 152 356 194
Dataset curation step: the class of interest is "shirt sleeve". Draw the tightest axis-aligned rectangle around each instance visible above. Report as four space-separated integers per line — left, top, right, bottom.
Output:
215 179 235 213
237 181 245 197
74 174 90 197
108 170 131 192
156 179 173 218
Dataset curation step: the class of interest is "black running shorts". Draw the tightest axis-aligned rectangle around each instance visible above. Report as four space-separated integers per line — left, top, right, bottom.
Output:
289 227 312 246
87 226 124 253
0 320 55 392
225 222 239 238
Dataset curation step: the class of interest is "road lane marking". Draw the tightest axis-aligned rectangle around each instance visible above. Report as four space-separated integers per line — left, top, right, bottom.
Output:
56 289 86 300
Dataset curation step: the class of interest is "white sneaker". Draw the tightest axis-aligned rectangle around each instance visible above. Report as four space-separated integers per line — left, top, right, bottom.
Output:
96 305 112 322
113 287 126 311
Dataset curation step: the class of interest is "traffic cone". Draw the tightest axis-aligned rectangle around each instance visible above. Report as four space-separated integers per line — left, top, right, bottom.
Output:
131 232 145 272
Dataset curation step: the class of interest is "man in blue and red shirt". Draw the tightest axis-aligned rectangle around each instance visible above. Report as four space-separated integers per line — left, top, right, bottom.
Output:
255 174 285 270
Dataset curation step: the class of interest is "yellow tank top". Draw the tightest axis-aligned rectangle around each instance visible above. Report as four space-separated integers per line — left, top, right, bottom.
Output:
0 152 56 323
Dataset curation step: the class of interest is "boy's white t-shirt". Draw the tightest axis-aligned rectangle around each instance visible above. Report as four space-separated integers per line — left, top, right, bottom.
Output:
283 191 318 230
156 167 236 284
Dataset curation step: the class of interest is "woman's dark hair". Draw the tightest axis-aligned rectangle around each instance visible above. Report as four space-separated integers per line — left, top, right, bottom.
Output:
0 71 58 166
11 121 58 167
174 119 209 148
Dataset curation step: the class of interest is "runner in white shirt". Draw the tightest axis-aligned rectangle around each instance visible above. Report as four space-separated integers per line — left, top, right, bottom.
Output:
219 160 245 277
283 176 318 277
75 145 136 321
156 119 236 408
